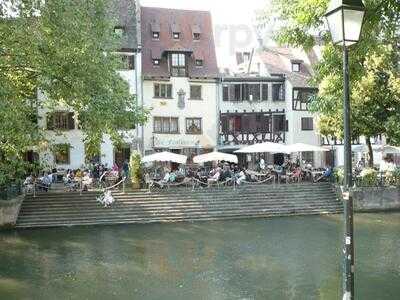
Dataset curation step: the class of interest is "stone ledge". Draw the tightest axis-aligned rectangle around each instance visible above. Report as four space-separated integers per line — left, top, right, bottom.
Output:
0 196 24 229
352 187 400 212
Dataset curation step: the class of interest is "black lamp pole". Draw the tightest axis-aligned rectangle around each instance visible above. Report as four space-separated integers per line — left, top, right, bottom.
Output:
325 2 365 298
342 44 354 299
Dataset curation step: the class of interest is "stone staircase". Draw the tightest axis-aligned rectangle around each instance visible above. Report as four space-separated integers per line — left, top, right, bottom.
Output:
16 182 343 228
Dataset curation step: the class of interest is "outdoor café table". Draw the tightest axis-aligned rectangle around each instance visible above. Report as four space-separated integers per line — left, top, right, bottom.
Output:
246 170 269 181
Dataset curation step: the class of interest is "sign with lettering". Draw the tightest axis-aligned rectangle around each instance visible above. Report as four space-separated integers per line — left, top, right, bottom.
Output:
153 136 199 148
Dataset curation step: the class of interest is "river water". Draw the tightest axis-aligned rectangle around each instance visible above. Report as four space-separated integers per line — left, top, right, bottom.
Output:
0 214 399 300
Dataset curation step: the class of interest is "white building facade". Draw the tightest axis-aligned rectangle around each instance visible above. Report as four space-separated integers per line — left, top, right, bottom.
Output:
218 47 326 168
139 7 220 162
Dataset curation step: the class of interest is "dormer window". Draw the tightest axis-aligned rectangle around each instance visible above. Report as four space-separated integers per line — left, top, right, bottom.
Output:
195 59 203 67
171 23 181 40
150 21 160 40
114 26 125 37
292 63 300 72
192 24 201 41
170 53 186 77
153 59 160 66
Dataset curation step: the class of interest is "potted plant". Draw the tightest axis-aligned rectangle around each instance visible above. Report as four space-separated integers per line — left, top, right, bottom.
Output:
129 151 142 189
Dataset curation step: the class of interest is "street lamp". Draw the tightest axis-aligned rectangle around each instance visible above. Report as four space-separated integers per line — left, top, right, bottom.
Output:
324 1 365 300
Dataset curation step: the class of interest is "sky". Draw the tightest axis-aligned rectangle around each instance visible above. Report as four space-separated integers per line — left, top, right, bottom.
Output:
140 0 271 68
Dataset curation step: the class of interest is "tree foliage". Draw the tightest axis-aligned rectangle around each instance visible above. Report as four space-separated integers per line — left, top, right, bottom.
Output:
266 0 400 164
0 0 148 184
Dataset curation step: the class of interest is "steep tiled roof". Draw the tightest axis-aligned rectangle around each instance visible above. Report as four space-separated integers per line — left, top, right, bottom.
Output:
108 0 137 51
141 7 219 78
258 47 316 88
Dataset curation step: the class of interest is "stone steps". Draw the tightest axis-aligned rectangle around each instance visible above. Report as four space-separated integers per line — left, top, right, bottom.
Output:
16 183 342 228
18 202 341 218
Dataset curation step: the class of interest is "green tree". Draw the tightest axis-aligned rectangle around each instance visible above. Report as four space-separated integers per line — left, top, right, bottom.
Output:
0 0 148 184
264 0 400 166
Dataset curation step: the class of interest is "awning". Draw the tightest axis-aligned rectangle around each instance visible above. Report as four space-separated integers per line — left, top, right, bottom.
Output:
193 151 238 164
235 142 290 154
286 143 329 153
142 151 187 165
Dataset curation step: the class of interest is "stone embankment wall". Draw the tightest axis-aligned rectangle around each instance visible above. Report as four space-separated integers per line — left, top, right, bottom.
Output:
0 196 23 229
352 187 400 212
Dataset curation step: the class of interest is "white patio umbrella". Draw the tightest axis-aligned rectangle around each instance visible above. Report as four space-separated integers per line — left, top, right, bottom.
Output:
234 142 290 154
193 151 238 164
142 151 187 165
286 143 330 153
352 144 400 154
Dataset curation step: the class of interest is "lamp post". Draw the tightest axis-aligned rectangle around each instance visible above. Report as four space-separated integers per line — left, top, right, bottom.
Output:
324 1 365 299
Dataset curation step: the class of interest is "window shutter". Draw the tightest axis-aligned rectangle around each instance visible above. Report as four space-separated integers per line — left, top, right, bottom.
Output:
167 84 172 98
68 113 75 130
47 113 54 130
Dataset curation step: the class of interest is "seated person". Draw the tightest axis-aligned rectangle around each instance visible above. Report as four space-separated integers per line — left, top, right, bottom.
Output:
82 172 93 191
24 174 35 193
314 166 333 183
290 167 302 182
236 169 247 185
160 170 171 185
208 168 221 185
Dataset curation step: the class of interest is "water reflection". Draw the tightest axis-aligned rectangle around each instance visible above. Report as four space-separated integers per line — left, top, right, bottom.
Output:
0 214 399 299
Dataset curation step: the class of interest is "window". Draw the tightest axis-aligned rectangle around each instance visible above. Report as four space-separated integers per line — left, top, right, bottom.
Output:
121 55 135 70
243 52 251 62
272 83 285 101
153 117 179 134
193 33 200 40
223 85 229 101
262 84 268 101
170 53 186 77
190 85 202 100
47 112 75 130
114 26 124 37
154 83 172 98
292 63 300 72
152 31 160 39
153 59 160 66
222 83 269 102
301 117 314 131
273 115 286 132
302 151 314 165
173 32 180 39
54 144 70 165
248 84 260 101
195 59 203 67
186 118 202 134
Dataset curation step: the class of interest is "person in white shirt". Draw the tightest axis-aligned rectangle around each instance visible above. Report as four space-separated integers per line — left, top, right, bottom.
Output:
379 157 388 173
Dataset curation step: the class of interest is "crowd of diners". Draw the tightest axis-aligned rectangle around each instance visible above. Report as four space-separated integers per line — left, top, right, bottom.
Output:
145 157 333 188
23 161 130 193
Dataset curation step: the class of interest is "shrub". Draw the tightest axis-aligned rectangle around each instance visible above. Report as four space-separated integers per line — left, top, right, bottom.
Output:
385 168 400 186
359 168 378 186
129 151 142 186
333 167 344 185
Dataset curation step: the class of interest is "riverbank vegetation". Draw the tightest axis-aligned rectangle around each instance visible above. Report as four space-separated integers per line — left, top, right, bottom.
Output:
0 0 148 186
262 0 400 167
